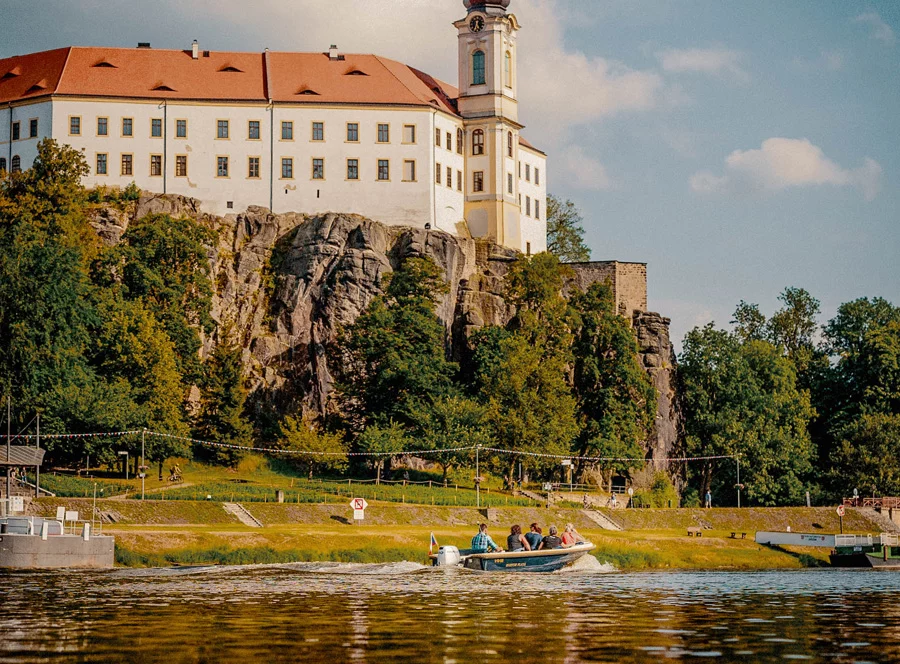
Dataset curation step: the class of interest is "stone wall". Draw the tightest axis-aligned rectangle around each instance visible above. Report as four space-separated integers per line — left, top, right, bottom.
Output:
567 261 647 319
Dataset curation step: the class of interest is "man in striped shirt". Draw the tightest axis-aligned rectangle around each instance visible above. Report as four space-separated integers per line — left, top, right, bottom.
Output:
471 523 503 554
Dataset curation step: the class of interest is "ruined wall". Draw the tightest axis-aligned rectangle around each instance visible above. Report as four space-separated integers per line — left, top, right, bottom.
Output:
567 261 647 319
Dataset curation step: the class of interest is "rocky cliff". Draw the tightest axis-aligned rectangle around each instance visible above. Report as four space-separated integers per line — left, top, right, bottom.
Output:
93 193 679 461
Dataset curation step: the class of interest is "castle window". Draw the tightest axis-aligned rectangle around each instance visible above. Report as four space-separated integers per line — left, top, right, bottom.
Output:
248 157 260 179
435 128 441 147
96 153 107 175
0 158 6 173
312 122 324 141
472 50 486 86
472 129 484 156
447 166 453 188
175 155 187 177
473 171 484 192
526 196 531 216
535 200 540 220
403 160 416 182
508 131 513 157
248 120 260 140
217 120 229 139
29 119 38 138
347 159 359 180
69 117 81 136
457 170 463 191
457 129 463 154
446 132 452 151
312 158 324 180
526 242 531 256
508 173 513 194
377 159 390 181
11 155 21 173
176 119 187 138
535 168 540 185
282 121 293 140
435 163 441 184
282 157 293 179
151 118 162 138
122 118 133 137
346 123 359 142
505 51 512 88
11 122 20 141
150 154 162 176
97 118 108 136
121 154 133 176
403 124 416 144
377 123 390 143
217 156 229 178
525 164 531 181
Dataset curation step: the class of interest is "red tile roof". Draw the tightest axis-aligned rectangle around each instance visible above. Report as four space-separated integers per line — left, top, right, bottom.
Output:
0 47 69 103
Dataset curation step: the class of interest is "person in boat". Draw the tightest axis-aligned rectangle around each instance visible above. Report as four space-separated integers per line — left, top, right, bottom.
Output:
538 525 563 550
471 523 503 554
561 523 585 547
507 524 532 552
525 523 543 550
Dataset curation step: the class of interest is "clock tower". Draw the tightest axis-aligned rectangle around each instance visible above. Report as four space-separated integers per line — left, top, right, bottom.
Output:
455 0 525 250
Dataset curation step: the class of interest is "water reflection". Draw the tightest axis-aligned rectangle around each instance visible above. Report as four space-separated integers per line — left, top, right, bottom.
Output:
1 564 899 663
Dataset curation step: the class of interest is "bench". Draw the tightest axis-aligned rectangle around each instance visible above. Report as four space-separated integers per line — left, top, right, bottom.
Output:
730 532 747 539
687 527 703 537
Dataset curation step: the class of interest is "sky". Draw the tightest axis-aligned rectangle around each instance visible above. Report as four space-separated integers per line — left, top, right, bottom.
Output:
3 0 899 351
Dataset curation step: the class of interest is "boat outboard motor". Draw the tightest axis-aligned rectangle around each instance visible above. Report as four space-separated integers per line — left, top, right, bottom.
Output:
435 545 461 567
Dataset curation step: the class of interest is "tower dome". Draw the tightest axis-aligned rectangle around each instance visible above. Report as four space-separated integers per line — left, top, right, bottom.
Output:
464 0 511 12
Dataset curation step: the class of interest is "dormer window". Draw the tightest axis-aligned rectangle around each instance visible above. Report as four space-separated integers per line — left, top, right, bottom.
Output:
345 69 368 76
218 64 243 72
1 67 22 80
296 87 320 96
152 83 175 91
472 50 485 86
92 60 117 68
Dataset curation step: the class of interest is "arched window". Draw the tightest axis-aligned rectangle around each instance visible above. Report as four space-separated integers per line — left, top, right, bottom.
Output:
456 128 463 154
472 129 485 156
507 131 513 157
472 50 486 86
0 157 6 173
505 51 512 88
11 155 21 173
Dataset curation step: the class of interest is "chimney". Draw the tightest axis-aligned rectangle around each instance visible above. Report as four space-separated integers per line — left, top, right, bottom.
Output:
192 40 199 60
328 44 340 61
137 42 151 49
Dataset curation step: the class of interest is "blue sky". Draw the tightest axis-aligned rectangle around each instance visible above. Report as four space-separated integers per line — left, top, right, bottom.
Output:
3 0 898 350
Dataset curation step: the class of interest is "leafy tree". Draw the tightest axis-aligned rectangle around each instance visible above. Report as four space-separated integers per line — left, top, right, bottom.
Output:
197 333 253 466
336 257 457 429
279 414 347 479
768 287 822 378
731 300 768 343
357 420 408 484
571 282 656 477
546 195 591 263
828 413 900 498
409 395 491 483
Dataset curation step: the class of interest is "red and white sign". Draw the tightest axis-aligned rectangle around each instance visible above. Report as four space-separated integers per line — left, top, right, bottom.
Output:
350 497 369 520
837 505 845 517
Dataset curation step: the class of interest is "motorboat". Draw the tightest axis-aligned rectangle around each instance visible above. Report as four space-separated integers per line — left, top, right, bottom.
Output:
431 541 595 572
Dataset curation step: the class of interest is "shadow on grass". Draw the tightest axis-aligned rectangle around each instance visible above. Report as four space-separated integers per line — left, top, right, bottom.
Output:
760 543 830 568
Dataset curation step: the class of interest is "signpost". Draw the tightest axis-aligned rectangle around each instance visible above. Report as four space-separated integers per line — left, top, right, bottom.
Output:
350 497 368 523
562 459 572 493
837 504 845 534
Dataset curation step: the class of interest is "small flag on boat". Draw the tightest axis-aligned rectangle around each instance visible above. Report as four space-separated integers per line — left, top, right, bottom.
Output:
430 532 438 554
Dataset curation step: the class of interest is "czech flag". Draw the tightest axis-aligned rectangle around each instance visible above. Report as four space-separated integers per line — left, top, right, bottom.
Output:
429 532 438 555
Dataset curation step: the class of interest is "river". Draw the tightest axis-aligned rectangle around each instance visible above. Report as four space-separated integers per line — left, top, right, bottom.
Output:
2 558 899 663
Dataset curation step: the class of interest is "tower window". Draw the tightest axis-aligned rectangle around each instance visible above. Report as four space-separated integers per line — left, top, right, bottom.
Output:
457 129 463 154
508 131 513 157
472 50 486 86
473 171 484 192
508 173 513 194
505 51 512 88
472 129 484 156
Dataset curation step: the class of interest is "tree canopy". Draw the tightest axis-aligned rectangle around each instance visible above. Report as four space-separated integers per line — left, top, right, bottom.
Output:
546 195 591 263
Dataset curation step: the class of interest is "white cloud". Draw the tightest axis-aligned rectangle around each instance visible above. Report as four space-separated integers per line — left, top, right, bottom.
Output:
656 47 748 82
691 138 883 201
559 145 614 191
854 12 896 45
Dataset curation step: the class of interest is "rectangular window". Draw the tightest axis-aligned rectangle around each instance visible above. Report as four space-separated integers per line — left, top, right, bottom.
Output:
249 156 260 179
217 156 229 178
151 118 162 138
403 124 416 144
248 120 260 140
121 154 133 176
535 200 540 220
526 242 531 256
312 158 324 179
175 155 187 177
446 166 452 188
473 130 484 155
312 122 324 141
96 153 107 175
457 130 463 154
535 168 540 185
217 120 229 139
150 154 162 176
347 159 359 180
11 122 20 141
97 117 108 136
69 117 81 135
435 128 441 147
457 170 463 191
282 121 293 140
176 119 187 138
378 159 390 181
436 163 442 185
473 171 484 192
122 118 133 137
446 132 452 151
508 173 513 194
525 164 531 182
526 196 531 216
377 123 389 143
29 119 38 138
403 160 416 182
282 157 293 179
346 123 359 142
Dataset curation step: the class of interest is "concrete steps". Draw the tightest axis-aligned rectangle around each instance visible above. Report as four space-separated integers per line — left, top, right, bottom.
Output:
857 507 900 533
581 509 623 531
223 503 264 528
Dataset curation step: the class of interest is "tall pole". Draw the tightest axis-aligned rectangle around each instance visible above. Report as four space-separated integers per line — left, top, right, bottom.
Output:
5 396 10 514
35 413 40 499
141 428 146 500
476 445 480 509
736 455 741 509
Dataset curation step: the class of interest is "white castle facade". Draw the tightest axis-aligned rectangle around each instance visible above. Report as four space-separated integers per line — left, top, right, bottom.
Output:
0 0 547 253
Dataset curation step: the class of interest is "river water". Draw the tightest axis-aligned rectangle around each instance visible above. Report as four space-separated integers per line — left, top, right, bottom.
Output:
2 558 899 663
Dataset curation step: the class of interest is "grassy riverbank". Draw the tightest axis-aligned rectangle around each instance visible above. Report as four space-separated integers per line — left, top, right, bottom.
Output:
27 497 888 570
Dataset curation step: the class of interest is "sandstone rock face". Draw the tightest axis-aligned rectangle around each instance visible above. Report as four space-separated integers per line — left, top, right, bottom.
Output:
633 311 680 462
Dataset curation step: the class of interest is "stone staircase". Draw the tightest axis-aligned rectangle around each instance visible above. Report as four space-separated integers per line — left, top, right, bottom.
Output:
223 503 264 528
857 507 900 533
581 509 623 531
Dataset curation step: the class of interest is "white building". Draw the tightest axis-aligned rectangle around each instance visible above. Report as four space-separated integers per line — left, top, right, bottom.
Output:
0 0 547 253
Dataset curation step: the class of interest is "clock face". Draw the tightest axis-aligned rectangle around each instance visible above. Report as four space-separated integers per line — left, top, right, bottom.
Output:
470 16 485 33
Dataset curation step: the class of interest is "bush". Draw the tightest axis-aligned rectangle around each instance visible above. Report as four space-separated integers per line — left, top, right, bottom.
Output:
633 472 680 508
122 182 141 201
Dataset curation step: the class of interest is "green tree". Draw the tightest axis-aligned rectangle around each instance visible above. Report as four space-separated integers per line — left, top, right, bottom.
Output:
571 282 656 478
357 420 409 484
279 414 348 480
828 413 900 497
546 195 591 262
409 395 491 483
731 300 768 343
768 287 822 377
197 334 253 466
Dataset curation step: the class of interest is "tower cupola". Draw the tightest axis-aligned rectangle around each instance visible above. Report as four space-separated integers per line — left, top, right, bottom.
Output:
463 0 511 11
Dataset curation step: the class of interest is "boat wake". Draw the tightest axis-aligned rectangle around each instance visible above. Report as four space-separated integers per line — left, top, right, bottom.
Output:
554 554 618 574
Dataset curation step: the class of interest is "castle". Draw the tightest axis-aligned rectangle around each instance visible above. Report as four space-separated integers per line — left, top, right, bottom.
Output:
0 0 546 254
